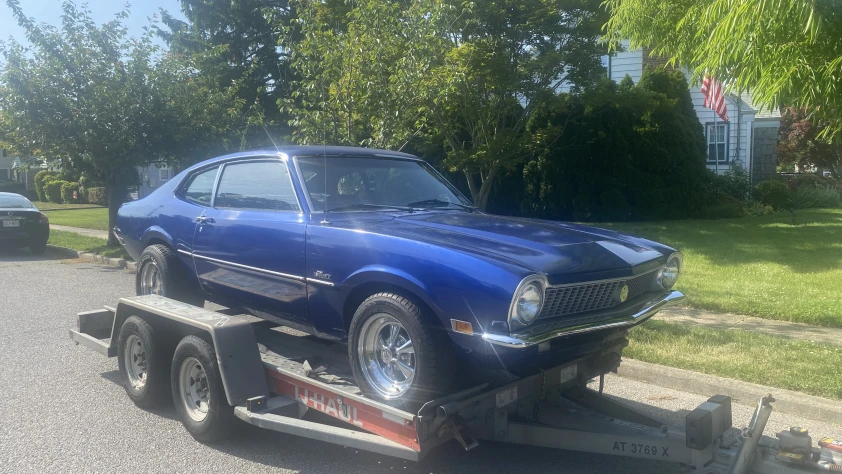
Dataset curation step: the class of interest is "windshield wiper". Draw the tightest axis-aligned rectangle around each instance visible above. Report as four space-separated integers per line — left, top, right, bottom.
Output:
405 198 476 211
326 203 417 212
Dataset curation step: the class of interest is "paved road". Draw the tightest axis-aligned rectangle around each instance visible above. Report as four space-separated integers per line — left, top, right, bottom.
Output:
2 248 841 474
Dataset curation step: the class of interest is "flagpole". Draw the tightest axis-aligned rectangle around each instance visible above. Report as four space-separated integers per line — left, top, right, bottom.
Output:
714 113 719 176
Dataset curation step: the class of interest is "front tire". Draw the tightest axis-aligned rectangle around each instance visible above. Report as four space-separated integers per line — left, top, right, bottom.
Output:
117 316 170 408
171 335 237 443
348 293 454 409
136 244 203 306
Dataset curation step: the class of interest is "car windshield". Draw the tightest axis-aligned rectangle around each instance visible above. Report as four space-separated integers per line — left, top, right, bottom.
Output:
296 156 473 212
0 195 35 209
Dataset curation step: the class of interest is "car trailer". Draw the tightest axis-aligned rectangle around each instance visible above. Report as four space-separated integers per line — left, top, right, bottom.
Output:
70 295 841 473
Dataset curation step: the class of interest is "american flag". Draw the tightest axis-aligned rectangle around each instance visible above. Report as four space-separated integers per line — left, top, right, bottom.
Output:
701 75 728 122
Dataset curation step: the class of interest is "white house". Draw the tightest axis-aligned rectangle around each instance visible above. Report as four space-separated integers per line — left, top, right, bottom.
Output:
606 41 780 183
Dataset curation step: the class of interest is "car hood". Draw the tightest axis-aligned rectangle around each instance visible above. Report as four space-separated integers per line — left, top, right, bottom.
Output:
342 211 672 284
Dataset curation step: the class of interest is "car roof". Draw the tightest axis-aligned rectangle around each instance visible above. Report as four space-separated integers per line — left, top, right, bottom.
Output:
188 146 420 172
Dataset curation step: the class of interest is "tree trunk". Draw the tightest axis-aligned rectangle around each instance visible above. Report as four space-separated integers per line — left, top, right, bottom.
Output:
105 176 127 247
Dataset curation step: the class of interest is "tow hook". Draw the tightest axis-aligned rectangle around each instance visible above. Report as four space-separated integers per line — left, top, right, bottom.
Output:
437 415 479 451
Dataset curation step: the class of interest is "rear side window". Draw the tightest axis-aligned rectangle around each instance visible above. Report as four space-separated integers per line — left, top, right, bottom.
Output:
214 161 300 211
180 166 219 206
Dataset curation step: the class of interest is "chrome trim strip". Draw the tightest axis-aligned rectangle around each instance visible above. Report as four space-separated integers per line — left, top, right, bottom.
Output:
191 253 306 282
482 290 685 349
306 278 335 287
546 267 660 289
177 249 192 257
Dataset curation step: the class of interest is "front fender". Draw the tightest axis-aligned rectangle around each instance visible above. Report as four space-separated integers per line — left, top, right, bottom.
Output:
342 265 440 316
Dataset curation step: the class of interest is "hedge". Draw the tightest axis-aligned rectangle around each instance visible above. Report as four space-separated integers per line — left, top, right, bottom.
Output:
34 170 57 202
44 179 70 204
753 180 791 210
60 182 81 204
87 187 107 206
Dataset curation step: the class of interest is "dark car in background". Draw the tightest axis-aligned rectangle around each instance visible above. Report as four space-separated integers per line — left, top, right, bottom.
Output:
0 192 50 254
115 146 684 406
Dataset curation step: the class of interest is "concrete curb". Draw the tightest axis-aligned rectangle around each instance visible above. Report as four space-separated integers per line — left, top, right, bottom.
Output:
47 245 136 272
617 359 842 426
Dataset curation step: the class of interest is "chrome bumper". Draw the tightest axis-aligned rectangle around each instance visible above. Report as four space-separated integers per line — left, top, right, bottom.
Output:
482 290 685 349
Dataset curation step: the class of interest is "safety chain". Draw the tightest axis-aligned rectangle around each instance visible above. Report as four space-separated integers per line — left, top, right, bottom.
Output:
528 368 546 423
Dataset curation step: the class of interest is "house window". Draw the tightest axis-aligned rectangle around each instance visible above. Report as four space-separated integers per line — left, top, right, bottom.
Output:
2 149 7 158
159 166 170 181
706 123 728 163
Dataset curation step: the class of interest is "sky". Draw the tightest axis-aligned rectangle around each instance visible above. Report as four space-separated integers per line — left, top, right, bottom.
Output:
0 0 186 46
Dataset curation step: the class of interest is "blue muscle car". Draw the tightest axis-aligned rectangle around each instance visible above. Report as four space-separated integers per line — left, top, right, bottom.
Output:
115 146 684 404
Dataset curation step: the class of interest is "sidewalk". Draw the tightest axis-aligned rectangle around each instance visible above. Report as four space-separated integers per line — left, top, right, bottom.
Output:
50 224 109 240
654 306 842 347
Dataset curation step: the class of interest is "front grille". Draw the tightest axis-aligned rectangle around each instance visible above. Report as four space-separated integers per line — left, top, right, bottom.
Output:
539 270 657 319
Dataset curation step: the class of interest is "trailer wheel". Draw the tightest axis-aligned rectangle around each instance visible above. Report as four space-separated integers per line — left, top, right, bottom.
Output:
348 292 454 409
117 316 169 408
136 244 203 306
171 335 236 442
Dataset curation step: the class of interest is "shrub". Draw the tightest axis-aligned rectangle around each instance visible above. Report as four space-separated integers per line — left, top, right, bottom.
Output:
745 201 776 216
34 170 57 202
790 185 842 209
44 179 69 204
697 195 748 219
61 182 81 203
752 179 791 210
715 165 752 201
0 181 26 194
87 187 107 206
521 72 711 222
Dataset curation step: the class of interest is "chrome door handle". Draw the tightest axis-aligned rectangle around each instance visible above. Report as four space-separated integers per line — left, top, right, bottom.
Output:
195 216 215 224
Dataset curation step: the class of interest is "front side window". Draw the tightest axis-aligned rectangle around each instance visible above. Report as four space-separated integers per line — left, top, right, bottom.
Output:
297 156 472 212
706 123 728 163
180 166 219 206
214 161 300 211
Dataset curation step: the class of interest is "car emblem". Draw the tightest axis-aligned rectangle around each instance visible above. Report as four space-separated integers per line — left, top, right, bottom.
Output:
619 285 629 303
7 211 12 216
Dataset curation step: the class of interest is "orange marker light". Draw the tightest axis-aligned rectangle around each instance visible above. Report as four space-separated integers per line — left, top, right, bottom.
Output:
450 319 473 334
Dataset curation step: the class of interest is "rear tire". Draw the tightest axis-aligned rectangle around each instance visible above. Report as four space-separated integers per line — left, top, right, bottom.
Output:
171 335 237 443
29 239 47 255
348 292 454 410
117 316 170 408
136 244 204 306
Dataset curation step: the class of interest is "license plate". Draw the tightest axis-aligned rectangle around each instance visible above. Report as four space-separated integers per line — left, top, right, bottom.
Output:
2 220 20 228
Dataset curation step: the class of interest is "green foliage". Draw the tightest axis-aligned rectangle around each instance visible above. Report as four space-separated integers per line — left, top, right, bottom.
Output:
604 0 842 140
753 180 792 210
714 165 752 201
521 74 710 221
790 185 842 209
695 195 748 219
0 181 26 194
33 170 56 202
285 0 609 210
44 179 69 204
60 182 81 203
86 187 107 206
0 1 246 245
745 201 776 217
778 107 841 178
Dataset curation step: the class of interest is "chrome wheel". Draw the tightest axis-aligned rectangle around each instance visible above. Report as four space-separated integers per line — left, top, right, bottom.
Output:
123 334 148 395
140 261 163 295
357 314 416 399
179 357 210 422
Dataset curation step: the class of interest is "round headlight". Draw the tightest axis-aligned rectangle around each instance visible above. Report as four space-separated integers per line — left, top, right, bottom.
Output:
660 254 682 289
514 280 544 325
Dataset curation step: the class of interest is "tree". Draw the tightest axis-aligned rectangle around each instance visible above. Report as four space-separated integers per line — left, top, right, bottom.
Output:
157 0 294 146
778 107 842 178
285 0 608 210
604 0 842 139
0 0 242 245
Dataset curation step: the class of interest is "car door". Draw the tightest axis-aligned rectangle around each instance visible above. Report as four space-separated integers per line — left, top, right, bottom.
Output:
191 157 309 326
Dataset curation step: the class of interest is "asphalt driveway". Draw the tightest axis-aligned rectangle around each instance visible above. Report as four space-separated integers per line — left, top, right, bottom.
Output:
1 248 840 473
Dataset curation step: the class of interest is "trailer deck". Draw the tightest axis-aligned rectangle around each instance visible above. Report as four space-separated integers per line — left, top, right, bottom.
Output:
69 295 841 473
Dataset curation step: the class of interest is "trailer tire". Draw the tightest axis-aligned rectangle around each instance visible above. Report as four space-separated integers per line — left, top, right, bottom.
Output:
348 292 454 410
136 244 204 306
171 335 237 443
117 316 170 408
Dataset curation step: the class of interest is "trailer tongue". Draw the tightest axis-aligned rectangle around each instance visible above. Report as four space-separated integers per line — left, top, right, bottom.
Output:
70 295 838 473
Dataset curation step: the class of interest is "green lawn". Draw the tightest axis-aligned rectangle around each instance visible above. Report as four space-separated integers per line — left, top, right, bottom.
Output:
626 321 842 400
49 229 129 259
601 208 842 327
33 201 105 211
43 208 109 230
